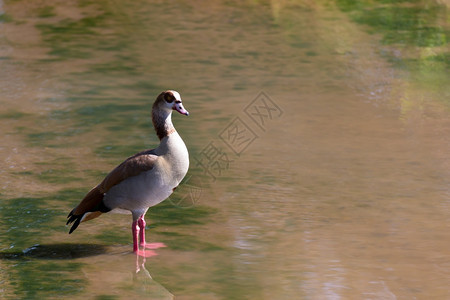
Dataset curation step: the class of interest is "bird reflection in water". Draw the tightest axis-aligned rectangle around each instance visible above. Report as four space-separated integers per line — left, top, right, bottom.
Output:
134 244 174 300
135 242 166 272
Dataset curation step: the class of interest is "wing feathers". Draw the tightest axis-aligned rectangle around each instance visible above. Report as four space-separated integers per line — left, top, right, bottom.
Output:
99 149 158 192
67 149 158 233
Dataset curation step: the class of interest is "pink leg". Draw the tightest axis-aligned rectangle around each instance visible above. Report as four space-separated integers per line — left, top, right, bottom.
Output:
132 220 140 253
132 215 165 257
132 219 156 257
138 215 167 250
138 216 146 246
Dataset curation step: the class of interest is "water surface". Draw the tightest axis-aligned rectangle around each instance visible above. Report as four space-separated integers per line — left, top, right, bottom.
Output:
1 0 449 299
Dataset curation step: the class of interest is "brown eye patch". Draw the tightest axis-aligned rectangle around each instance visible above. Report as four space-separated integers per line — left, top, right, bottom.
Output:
164 92 175 103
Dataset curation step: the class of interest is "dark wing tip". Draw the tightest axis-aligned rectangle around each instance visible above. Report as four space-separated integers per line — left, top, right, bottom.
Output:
67 213 83 234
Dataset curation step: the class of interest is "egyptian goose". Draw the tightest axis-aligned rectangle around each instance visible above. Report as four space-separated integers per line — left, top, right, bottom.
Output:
67 90 189 257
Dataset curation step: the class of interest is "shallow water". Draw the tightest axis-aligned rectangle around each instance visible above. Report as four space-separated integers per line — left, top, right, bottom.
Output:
1 0 449 299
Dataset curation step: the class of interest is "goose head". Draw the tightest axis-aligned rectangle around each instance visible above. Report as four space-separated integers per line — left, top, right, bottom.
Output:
154 90 189 116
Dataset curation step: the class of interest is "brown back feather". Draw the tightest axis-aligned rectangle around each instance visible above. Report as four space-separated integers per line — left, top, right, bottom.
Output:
99 149 158 192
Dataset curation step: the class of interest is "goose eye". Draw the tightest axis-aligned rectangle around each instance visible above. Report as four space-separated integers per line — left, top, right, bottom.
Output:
164 93 174 103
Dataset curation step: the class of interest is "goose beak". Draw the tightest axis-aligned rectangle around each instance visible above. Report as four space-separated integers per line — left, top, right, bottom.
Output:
173 102 189 116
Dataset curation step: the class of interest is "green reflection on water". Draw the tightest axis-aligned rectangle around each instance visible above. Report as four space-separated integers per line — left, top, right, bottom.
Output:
94 227 130 244
337 0 449 104
0 197 59 249
36 16 106 60
0 190 93 298
0 189 86 251
0 13 13 23
353 6 446 47
95 295 119 300
0 111 31 119
9 260 85 298
36 6 57 19
337 1 448 47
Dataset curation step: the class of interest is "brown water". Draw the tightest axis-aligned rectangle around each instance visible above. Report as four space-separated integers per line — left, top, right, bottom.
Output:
1 0 449 299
